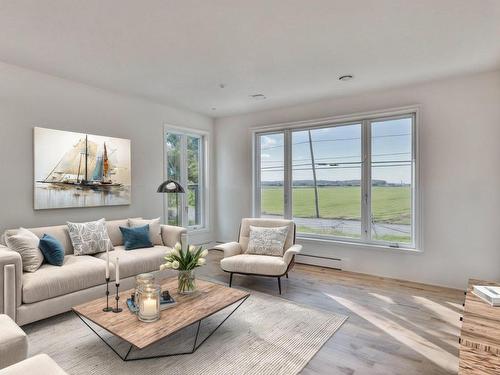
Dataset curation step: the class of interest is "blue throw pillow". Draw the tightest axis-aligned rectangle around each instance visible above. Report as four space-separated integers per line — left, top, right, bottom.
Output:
39 234 65 266
120 225 153 250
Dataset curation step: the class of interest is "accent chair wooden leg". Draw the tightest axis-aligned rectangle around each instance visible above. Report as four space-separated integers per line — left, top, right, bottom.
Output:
286 273 289 279
229 273 233 287
277 277 282 294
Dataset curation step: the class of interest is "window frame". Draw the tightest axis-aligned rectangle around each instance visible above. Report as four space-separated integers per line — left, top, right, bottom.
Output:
252 106 421 251
164 125 209 232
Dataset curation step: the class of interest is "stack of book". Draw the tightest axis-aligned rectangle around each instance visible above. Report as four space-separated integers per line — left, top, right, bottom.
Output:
472 285 500 306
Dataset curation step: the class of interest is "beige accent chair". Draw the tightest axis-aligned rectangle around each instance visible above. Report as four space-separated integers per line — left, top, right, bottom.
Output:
0 354 67 375
215 218 302 294
0 314 27 370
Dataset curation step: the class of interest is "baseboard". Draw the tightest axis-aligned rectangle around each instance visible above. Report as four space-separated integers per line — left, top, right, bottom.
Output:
296 254 342 270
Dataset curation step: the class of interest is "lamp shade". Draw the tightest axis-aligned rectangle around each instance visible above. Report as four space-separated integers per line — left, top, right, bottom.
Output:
157 180 185 193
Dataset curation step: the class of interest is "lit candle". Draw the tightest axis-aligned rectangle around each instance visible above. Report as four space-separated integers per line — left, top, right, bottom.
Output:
115 257 120 284
142 297 157 316
105 249 110 279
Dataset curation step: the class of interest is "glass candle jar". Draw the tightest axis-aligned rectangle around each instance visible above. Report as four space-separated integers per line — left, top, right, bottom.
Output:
137 284 161 323
134 273 155 306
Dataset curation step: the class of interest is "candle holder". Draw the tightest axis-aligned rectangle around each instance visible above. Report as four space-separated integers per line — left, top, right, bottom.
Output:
137 284 161 322
112 283 123 313
103 277 113 312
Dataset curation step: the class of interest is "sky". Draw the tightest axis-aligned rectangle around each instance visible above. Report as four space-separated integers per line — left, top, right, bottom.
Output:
260 118 413 185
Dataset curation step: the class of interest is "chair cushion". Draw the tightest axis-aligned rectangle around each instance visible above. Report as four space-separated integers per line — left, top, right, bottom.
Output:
239 218 295 253
94 246 171 279
38 234 65 266
22 255 107 304
120 225 153 250
220 254 288 276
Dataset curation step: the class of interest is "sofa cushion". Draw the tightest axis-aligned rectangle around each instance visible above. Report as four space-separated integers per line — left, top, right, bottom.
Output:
26 225 74 255
94 246 171 279
105 218 142 247
67 218 113 256
38 234 65 266
128 218 162 245
220 254 288 276
120 225 153 250
4 228 44 273
22 255 108 304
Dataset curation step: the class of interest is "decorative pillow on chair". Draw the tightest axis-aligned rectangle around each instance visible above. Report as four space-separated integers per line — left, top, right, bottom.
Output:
5 228 44 272
246 225 289 257
128 217 162 245
67 218 113 256
120 225 154 250
39 234 65 266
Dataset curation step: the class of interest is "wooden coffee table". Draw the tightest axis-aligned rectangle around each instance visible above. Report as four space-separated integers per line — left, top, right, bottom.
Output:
72 277 250 361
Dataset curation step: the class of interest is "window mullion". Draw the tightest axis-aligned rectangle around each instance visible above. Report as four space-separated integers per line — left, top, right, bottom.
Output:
361 120 372 242
180 134 188 227
284 130 292 219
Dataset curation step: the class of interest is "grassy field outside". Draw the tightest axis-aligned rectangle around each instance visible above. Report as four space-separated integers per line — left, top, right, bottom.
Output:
261 186 411 225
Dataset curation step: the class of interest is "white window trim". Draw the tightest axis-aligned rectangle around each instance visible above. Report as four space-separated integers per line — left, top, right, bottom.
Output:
251 105 422 252
163 124 210 233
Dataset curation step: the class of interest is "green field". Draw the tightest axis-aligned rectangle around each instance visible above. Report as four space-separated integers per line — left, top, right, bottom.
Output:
261 186 411 225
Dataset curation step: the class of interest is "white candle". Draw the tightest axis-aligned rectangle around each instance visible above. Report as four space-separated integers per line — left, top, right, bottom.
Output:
142 297 157 316
115 257 120 284
105 249 110 279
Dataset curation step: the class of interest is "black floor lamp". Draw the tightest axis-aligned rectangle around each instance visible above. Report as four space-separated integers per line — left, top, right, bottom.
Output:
157 180 185 226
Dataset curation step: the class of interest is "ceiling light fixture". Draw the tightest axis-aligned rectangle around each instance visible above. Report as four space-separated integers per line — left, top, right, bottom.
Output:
249 94 266 100
219 83 226 89
339 75 354 81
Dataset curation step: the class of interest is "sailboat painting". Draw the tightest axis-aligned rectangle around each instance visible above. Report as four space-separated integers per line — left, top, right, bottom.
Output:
34 127 131 209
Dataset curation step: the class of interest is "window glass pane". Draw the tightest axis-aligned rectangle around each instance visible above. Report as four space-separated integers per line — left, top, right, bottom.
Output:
371 117 413 244
260 133 284 218
166 133 181 226
187 135 202 227
292 124 362 238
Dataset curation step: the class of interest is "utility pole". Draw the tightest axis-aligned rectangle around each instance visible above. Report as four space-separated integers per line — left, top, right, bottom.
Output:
308 130 320 218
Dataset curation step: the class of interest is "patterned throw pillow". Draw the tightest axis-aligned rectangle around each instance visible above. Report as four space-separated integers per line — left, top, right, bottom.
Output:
246 226 289 257
67 218 113 256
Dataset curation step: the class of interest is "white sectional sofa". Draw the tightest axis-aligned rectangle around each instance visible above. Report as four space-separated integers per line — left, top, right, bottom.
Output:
0 219 185 325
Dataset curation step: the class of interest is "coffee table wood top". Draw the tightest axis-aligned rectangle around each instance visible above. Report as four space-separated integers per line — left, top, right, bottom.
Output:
73 277 250 349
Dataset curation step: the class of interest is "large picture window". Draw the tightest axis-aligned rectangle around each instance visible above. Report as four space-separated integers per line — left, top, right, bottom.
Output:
165 128 206 230
254 110 419 249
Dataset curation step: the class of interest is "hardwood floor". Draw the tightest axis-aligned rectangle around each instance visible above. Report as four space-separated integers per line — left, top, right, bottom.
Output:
199 250 464 375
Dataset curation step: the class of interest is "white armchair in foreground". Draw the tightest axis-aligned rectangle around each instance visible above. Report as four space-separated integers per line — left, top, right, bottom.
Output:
214 218 302 294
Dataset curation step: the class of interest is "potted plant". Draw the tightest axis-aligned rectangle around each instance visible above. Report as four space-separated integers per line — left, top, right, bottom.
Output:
160 242 208 294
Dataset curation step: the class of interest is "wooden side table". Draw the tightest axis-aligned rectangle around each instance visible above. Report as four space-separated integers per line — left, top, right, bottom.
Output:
459 279 500 374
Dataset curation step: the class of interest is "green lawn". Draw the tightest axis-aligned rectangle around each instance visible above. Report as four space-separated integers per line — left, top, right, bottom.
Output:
261 186 411 225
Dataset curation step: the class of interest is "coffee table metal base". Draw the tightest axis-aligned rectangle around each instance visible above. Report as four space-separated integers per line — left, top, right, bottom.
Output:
74 295 249 361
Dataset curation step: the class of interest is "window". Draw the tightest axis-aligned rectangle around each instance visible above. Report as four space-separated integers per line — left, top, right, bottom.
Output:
165 128 206 230
254 110 419 250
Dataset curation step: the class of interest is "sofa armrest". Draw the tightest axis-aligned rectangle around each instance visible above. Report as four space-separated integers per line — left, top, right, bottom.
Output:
160 225 187 248
212 242 242 258
0 246 22 320
283 244 302 265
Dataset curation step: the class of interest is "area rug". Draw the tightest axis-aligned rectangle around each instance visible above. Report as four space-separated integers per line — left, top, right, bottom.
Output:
24 292 347 375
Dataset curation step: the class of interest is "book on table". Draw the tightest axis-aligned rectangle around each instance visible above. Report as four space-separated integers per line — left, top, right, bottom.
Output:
472 285 500 306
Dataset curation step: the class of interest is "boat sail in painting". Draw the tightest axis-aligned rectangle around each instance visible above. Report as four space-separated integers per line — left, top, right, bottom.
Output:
34 127 131 209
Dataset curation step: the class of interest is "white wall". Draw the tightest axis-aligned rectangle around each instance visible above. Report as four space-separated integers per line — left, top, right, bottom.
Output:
0 62 215 245
214 70 500 289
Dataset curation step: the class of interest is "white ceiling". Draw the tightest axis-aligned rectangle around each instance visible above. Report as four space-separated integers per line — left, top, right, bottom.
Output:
0 0 499 117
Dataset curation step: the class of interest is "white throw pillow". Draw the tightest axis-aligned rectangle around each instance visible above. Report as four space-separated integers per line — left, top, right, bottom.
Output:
128 217 163 245
5 228 44 272
246 226 289 257
67 218 113 256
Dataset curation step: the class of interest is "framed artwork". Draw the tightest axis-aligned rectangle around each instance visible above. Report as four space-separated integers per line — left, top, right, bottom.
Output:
34 127 131 209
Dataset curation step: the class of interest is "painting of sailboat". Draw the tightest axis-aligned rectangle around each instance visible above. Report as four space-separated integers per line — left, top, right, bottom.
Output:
34 127 131 209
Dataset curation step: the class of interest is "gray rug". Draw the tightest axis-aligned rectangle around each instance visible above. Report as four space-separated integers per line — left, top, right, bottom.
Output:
24 292 347 375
